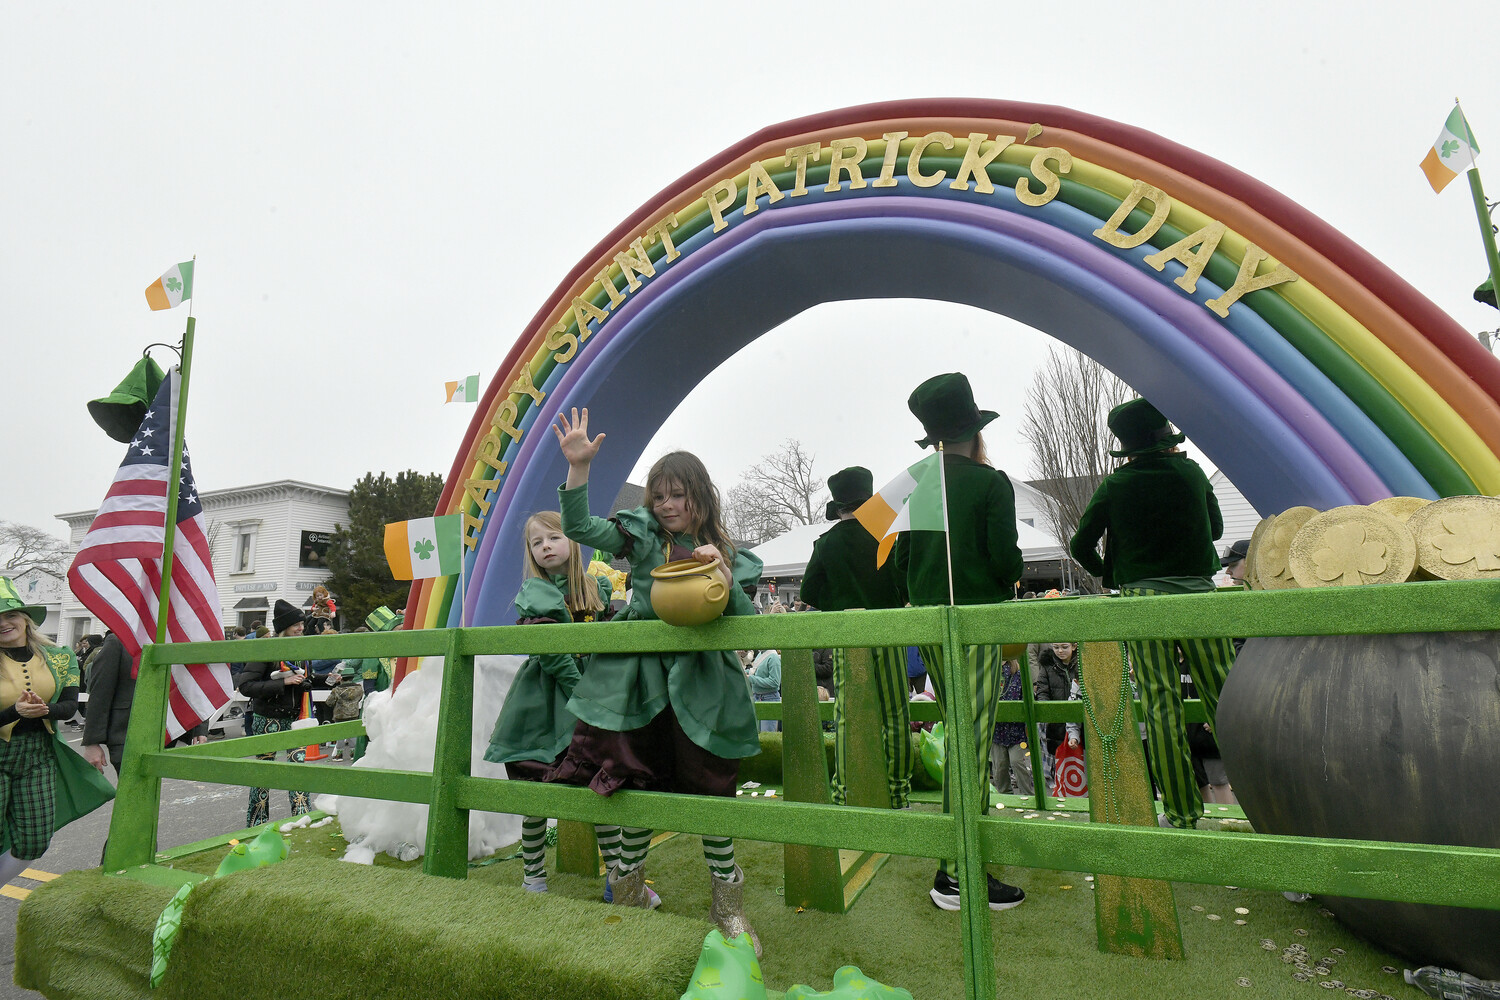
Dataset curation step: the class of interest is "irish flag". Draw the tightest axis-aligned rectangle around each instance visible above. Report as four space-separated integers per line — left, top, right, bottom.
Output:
1420 106 1480 194
384 514 463 580
854 453 947 567
445 375 480 404
145 261 194 311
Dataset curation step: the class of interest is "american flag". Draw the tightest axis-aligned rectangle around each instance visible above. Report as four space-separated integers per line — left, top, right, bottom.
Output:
67 369 233 740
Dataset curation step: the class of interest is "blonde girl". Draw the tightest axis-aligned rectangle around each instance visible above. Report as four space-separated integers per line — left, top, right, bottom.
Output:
483 512 625 897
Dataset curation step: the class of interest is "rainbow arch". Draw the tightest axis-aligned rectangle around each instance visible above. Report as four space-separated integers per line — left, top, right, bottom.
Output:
403 99 1500 639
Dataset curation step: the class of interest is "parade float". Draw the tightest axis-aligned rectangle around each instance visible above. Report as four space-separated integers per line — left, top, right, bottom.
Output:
17 100 1500 1000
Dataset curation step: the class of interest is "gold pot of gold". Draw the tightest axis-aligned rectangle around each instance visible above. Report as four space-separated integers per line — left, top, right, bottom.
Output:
650 558 730 626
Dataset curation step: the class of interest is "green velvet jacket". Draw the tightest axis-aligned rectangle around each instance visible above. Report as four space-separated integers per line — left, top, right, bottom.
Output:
800 518 906 612
558 483 764 759
1068 451 1223 588
894 454 1023 607
484 574 611 765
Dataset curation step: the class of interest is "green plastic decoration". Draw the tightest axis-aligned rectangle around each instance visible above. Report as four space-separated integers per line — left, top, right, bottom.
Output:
918 721 945 785
680 929 767 1000
149 829 289 989
784 966 916 1000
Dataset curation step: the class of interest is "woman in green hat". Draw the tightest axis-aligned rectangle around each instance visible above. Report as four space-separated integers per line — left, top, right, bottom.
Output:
0 577 113 884
1068 398 1235 830
896 373 1026 913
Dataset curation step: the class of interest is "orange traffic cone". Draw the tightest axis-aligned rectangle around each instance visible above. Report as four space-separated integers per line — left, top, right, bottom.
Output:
299 690 329 761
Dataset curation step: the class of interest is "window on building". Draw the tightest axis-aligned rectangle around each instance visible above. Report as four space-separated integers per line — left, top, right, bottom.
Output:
232 525 258 574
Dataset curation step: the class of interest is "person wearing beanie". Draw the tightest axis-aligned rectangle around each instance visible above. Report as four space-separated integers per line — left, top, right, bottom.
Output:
800 466 913 810
1068 398 1236 830
895 373 1026 913
236 599 315 825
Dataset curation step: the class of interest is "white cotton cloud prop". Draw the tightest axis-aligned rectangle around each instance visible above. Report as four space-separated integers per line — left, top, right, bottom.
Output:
316 654 525 863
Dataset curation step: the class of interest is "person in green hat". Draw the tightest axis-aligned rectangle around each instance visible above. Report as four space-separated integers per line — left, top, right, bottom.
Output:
894 373 1026 913
348 606 401 762
1068 398 1235 830
0 577 114 885
800 466 913 809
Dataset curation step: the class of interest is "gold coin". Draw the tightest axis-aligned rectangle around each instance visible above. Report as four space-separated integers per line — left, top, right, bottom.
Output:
1255 507 1319 589
1244 515 1274 590
1406 495 1500 581
1368 496 1431 522
1288 506 1416 588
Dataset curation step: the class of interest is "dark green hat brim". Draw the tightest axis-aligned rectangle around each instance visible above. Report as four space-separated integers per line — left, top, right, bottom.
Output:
915 409 998 449
1109 433 1185 459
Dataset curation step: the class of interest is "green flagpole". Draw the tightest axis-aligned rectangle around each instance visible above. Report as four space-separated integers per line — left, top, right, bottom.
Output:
1457 103 1500 351
153 302 196 645
1466 167 1500 351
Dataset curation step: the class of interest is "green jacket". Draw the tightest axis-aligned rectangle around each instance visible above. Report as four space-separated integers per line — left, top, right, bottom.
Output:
1069 452 1222 588
558 483 763 759
800 518 906 612
484 574 609 765
895 455 1023 607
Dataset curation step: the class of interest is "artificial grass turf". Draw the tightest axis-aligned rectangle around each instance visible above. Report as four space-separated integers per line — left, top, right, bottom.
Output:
20 810 1415 1000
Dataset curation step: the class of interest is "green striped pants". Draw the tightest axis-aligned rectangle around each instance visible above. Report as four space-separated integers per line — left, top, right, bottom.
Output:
918 643 1005 876
1121 587 1234 829
830 646 913 809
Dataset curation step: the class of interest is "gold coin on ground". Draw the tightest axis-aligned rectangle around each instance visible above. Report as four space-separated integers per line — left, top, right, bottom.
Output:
1255 507 1319 589
1244 515 1274 590
1368 496 1431 522
1407 495 1500 581
1288 506 1416 587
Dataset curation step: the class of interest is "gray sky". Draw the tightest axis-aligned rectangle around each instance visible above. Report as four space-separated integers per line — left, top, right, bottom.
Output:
6 3 1500 540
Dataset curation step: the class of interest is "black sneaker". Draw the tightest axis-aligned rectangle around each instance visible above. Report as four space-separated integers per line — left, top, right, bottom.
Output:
930 870 1025 911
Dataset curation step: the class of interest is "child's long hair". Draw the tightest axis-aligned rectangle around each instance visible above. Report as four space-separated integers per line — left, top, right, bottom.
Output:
522 511 605 617
646 451 736 560
938 430 989 467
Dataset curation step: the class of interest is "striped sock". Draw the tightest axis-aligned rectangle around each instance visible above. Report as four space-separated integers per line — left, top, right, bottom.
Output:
702 836 737 882
520 817 548 882
595 824 622 872
615 827 653 876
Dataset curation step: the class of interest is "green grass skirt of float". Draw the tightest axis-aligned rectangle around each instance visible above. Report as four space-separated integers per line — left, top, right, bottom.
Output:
17 803 1411 1000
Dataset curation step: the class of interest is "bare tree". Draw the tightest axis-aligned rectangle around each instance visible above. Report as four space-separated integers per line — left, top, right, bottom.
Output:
0 522 70 574
723 439 828 546
1020 346 1133 593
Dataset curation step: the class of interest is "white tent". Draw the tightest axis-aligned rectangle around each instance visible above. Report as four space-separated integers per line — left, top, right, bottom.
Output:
751 518 1067 579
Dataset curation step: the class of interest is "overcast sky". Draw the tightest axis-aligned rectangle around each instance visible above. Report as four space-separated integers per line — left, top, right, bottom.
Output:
6 3 1500 542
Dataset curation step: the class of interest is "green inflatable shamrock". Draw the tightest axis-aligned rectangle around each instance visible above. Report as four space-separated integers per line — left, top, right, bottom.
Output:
149 828 289 989
680 929 766 1000
784 966 915 999
918 721 945 785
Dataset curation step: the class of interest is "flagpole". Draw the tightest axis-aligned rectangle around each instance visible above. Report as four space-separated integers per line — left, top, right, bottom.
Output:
1456 104 1500 351
457 555 467 629
937 443 955 607
153 312 196 645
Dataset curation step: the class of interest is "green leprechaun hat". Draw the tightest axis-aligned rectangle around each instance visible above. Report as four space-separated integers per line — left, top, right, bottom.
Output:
1107 398 1186 458
0 577 47 627
908 373 999 448
88 356 167 443
365 606 400 632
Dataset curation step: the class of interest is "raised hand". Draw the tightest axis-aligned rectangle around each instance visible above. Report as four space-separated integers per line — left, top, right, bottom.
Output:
554 408 605 471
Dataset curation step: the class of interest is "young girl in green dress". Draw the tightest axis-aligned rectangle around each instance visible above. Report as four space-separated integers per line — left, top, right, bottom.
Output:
547 407 765 956
482 511 644 901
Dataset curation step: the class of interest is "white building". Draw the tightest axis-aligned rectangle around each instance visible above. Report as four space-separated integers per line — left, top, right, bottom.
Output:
56 479 350 643
1209 469 1262 548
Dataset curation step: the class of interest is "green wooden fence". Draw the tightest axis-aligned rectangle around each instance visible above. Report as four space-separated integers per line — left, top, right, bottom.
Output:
103 581 1500 1000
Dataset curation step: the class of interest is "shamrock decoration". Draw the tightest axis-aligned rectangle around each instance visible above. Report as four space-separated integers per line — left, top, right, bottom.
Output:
1262 522 1300 583
1441 139 1461 159
1311 523 1389 585
165 275 182 293
412 538 435 560
1431 511 1500 571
